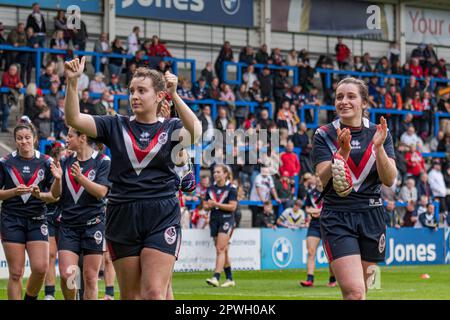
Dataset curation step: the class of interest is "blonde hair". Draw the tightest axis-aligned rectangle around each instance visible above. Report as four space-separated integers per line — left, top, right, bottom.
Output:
26 82 37 96
215 164 233 182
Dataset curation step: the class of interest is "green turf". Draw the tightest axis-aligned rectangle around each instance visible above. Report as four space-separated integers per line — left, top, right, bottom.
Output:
1 265 449 300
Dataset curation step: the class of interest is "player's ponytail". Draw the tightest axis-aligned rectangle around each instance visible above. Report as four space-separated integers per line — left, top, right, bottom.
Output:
336 77 369 119
216 163 233 182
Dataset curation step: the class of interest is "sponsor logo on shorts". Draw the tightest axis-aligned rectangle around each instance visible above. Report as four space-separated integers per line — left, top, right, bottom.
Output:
164 226 177 245
38 169 45 179
379 233 386 253
40 224 48 236
369 198 383 207
158 132 168 145
94 230 103 245
223 222 230 231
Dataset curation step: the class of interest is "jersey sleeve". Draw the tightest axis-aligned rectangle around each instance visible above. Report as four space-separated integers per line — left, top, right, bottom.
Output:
312 130 333 169
254 175 264 188
304 193 312 207
384 130 396 160
0 159 5 189
95 156 112 189
228 186 238 202
170 118 184 148
93 115 116 147
43 157 55 191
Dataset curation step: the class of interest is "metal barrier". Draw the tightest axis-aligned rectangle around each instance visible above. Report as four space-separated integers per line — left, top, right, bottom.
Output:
222 61 299 86
0 45 197 86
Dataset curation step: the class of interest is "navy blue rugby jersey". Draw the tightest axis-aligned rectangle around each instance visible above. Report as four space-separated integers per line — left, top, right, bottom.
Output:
0 150 54 217
205 182 238 216
304 188 323 222
60 150 111 227
93 115 183 204
312 118 395 211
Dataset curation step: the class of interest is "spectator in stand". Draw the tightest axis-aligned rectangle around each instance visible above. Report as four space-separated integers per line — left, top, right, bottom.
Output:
279 140 300 178
214 106 231 133
156 60 170 74
89 72 107 100
69 13 88 52
402 200 417 227
127 26 141 55
257 201 277 229
417 203 438 230
361 52 373 72
400 126 422 148
198 105 214 144
398 112 414 139
395 142 408 183
402 62 412 76
44 81 63 110
93 89 115 116
375 57 390 74
1 64 23 132
298 59 315 91
39 63 59 90
335 37 351 70
417 172 432 199
424 43 438 70
201 62 214 85
51 96 67 139
384 200 401 228
277 199 307 229
33 103 52 139
410 58 424 78
208 77 221 100
411 43 426 67
193 77 209 100
271 48 284 66
400 177 418 204
23 83 38 120
273 69 290 111
277 100 296 136
26 2 46 48
5 23 26 70
28 93 46 122
109 74 126 94
0 24 6 67
273 172 294 208
77 65 89 93
391 60 402 75
293 122 313 174
353 55 363 72
177 79 195 101
249 166 281 227
22 27 39 85
248 80 264 104
287 49 298 68
258 66 273 101
195 176 210 201
243 64 258 89
235 84 250 127
385 85 403 137
49 30 68 76
93 33 110 73
430 130 445 153
149 35 172 58
437 87 450 133
368 76 380 102
128 50 148 69
387 42 400 65
257 108 271 130
109 38 126 79
404 143 425 182
255 44 269 64
215 41 233 82
239 45 256 65
436 58 447 79
79 88 95 115
428 159 447 216
54 9 70 43
285 84 306 109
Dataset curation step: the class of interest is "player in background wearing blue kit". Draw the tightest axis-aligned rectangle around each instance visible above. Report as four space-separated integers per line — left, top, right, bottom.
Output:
50 127 111 300
63 57 201 300
204 164 238 288
312 77 397 300
300 175 336 288
0 122 57 300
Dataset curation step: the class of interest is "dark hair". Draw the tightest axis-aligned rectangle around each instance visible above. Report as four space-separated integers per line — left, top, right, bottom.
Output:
14 122 37 147
336 77 369 118
72 129 104 151
130 67 166 93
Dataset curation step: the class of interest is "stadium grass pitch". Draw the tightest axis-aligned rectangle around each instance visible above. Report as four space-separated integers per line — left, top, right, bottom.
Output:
0 265 448 300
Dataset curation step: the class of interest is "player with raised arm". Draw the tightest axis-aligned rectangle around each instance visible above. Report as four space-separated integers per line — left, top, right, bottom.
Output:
312 77 397 300
63 57 201 300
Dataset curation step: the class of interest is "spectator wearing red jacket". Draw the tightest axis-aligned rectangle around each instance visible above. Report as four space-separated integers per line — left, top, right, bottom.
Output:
410 58 424 78
148 35 172 57
335 37 351 70
1 64 23 132
279 140 300 178
405 143 425 181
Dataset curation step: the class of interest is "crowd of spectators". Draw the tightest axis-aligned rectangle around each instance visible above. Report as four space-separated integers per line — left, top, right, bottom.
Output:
0 2 448 230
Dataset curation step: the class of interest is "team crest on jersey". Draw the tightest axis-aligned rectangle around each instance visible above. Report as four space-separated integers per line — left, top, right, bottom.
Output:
88 170 96 181
164 226 177 245
378 234 386 253
158 132 168 145
40 224 48 236
94 231 103 244
223 222 230 231
23 166 30 174
38 169 45 179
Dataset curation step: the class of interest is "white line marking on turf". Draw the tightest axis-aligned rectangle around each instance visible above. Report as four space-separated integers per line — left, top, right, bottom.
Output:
0 141 13 153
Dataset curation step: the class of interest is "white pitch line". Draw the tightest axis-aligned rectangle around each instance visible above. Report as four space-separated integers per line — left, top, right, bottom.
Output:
0 141 13 153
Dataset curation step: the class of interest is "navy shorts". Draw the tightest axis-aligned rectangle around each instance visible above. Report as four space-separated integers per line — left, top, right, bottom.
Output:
210 213 235 238
320 206 386 263
307 219 321 238
105 197 181 262
1 213 48 244
57 222 106 255
47 211 61 238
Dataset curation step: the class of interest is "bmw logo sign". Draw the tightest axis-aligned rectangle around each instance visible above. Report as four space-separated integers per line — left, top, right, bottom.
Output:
271 237 293 268
221 0 240 15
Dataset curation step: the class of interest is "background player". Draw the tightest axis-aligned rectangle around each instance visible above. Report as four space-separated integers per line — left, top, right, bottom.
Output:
0 122 56 300
50 127 111 300
63 57 201 300
300 174 336 288
204 164 238 288
312 77 397 300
